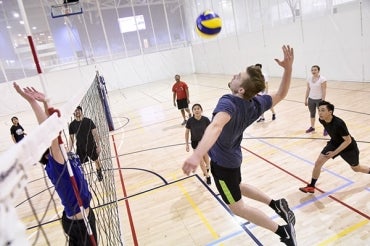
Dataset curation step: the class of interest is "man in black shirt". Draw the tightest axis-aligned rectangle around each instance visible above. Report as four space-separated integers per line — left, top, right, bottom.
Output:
300 100 370 193
69 106 103 181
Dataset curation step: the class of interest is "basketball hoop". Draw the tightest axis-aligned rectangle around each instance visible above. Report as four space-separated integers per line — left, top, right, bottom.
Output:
51 1 83 18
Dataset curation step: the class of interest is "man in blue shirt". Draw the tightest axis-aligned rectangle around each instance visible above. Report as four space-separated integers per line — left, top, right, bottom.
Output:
14 82 97 246
183 45 297 245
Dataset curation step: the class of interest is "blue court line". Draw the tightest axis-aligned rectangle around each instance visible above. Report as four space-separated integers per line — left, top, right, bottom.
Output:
195 175 263 245
243 135 370 210
244 134 354 183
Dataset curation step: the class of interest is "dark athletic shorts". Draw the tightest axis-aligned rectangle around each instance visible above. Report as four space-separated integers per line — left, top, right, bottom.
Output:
77 145 99 163
211 160 241 204
177 98 189 110
321 141 359 166
62 209 97 246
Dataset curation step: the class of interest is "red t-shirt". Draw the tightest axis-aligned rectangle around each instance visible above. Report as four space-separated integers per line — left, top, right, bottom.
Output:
172 81 188 100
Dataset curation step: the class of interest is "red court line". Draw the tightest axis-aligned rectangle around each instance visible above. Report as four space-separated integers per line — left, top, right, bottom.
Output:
242 146 370 220
111 135 138 246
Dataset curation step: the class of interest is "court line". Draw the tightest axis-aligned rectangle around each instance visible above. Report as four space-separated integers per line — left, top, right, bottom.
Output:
113 170 261 245
244 136 353 183
242 139 370 220
317 219 370 245
111 134 138 246
174 177 221 241
193 175 262 245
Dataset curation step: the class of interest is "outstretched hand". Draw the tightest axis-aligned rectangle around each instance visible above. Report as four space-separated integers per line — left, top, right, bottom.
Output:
274 45 294 69
13 82 47 103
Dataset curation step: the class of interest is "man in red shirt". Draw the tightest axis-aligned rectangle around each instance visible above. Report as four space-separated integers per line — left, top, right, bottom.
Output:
172 74 191 125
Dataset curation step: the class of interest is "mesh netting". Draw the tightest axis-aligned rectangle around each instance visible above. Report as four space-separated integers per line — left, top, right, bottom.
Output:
0 74 122 245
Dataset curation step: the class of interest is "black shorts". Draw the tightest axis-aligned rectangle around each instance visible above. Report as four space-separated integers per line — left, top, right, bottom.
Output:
177 99 189 110
321 141 359 166
191 140 199 149
77 146 99 163
62 209 97 246
211 161 241 204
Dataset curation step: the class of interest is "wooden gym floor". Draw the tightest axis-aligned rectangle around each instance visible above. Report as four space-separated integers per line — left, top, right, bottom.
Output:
7 73 370 245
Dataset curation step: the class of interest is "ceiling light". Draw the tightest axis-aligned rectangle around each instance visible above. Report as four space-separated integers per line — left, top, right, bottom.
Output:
6 25 11 29
19 20 24 24
32 26 37 30
13 12 20 18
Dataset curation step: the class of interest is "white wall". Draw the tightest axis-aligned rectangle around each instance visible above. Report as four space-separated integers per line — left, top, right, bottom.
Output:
191 5 370 82
0 46 194 116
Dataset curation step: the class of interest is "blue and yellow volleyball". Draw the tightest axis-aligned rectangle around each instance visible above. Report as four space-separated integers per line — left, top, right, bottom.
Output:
196 10 222 39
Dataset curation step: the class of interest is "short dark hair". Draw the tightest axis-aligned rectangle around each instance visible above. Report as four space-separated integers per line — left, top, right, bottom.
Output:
11 116 18 122
255 63 262 69
39 149 50 165
319 100 334 113
311 65 320 71
192 103 203 111
76 106 82 112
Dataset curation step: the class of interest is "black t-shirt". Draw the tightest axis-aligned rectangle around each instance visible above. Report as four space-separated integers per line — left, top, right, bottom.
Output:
186 116 210 142
69 117 97 149
10 124 25 143
319 115 356 150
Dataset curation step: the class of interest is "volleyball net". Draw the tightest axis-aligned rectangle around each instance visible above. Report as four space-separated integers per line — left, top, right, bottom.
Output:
0 73 122 245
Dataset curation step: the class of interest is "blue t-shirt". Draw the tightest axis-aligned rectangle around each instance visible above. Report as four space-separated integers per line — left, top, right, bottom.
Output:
209 94 272 168
45 153 91 217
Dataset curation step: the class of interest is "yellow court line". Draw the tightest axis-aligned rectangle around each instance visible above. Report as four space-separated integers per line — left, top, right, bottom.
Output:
173 175 222 243
317 219 369 246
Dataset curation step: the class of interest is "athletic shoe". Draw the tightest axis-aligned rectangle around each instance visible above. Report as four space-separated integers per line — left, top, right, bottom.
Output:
280 224 297 246
206 176 211 185
97 169 103 182
299 185 315 193
323 129 328 136
274 199 296 225
256 117 265 123
272 114 276 120
305 127 315 133
181 120 187 126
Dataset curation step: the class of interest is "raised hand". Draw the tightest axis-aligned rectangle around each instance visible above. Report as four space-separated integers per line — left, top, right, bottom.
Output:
24 87 47 103
274 45 294 69
14 82 35 102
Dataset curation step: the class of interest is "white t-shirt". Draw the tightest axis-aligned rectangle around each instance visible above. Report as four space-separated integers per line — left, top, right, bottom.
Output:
308 75 326 99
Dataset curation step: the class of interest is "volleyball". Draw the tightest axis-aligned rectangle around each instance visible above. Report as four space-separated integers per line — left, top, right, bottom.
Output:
195 10 222 39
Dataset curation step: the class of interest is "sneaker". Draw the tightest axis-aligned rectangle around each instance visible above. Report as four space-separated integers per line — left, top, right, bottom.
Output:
280 224 297 246
323 129 328 136
274 199 296 225
206 176 211 185
97 169 103 182
256 117 265 123
299 185 315 193
305 127 315 133
272 114 276 120
181 120 187 126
